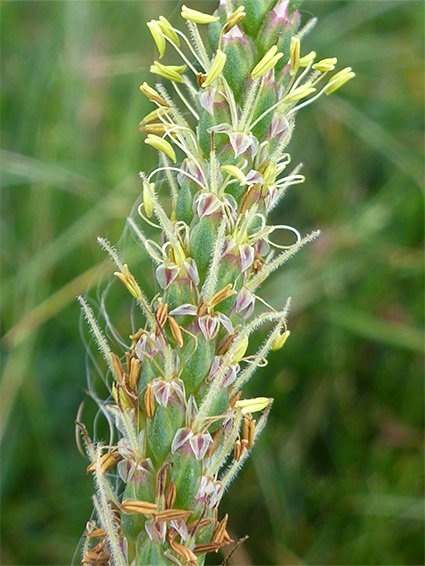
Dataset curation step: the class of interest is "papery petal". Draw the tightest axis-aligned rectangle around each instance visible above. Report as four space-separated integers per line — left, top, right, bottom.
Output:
217 312 234 335
170 519 189 542
199 88 217 116
145 519 166 543
246 170 264 184
194 192 221 218
222 363 239 388
187 394 198 421
207 122 232 134
151 378 172 407
184 259 200 285
156 263 179 288
171 427 193 453
228 131 252 157
239 244 255 272
169 303 197 316
255 239 270 256
272 0 290 19
189 432 213 460
270 113 289 139
210 481 224 507
198 315 220 340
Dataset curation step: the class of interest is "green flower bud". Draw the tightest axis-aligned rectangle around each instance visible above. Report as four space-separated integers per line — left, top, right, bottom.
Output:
240 0 275 36
169 452 202 510
176 180 195 224
180 334 214 395
135 536 169 566
250 79 278 140
222 30 255 102
190 217 216 279
147 403 184 465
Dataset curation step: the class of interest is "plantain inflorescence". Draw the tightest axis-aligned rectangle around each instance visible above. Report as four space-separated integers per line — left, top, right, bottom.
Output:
78 1 354 565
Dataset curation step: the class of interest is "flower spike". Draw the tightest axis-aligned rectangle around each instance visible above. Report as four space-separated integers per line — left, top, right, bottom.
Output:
79 2 354 565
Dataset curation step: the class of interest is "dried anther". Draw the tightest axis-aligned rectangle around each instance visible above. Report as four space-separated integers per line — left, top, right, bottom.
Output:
120 499 157 515
144 383 155 419
86 450 122 474
169 539 198 566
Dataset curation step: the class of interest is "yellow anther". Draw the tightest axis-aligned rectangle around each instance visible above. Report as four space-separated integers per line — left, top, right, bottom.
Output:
145 134 176 163
181 5 219 24
139 82 170 107
251 45 283 79
158 16 180 45
283 85 316 104
143 182 155 218
114 264 143 300
139 107 169 127
312 57 337 72
290 37 300 76
220 164 246 185
150 61 187 83
147 20 166 58
271 330 290 351
223 6 246 33
203 49 227 87
232 336 249 364
325 67 355 94
235 397 270 415
111 383 132 411
172 242 186 267
260 160 277 185
299 50 316 67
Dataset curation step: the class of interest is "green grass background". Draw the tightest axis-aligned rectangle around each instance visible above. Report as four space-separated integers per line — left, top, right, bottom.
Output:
1 1 423 564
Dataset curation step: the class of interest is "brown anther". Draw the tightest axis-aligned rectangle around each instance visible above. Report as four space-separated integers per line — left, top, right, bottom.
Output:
213 513 228 546
240 438 249 456
110 352 125 384
207 427 222 458
168 316 184 347
107 499 122 525
129 357 141 391
242 416 250 443
156 301 168 328
139 123 169 135
125 351 132 374
155 508 192 521
140 83 170 107
234 439 241 461
223 529 234 544
210 284 236 307
156 462 171 499
165 480 176 509
169 539 198 566
197 72 207 87
253 252 264 274
129 328 144 350
82 541 110 566
217 332 238 356
239 184 260 215
248 419 256 448
88 527 106 539
229 390 242 408
194 542 221 555
144 383 155 419
120 499 157 515
86 450 122 474
197 303 208 318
